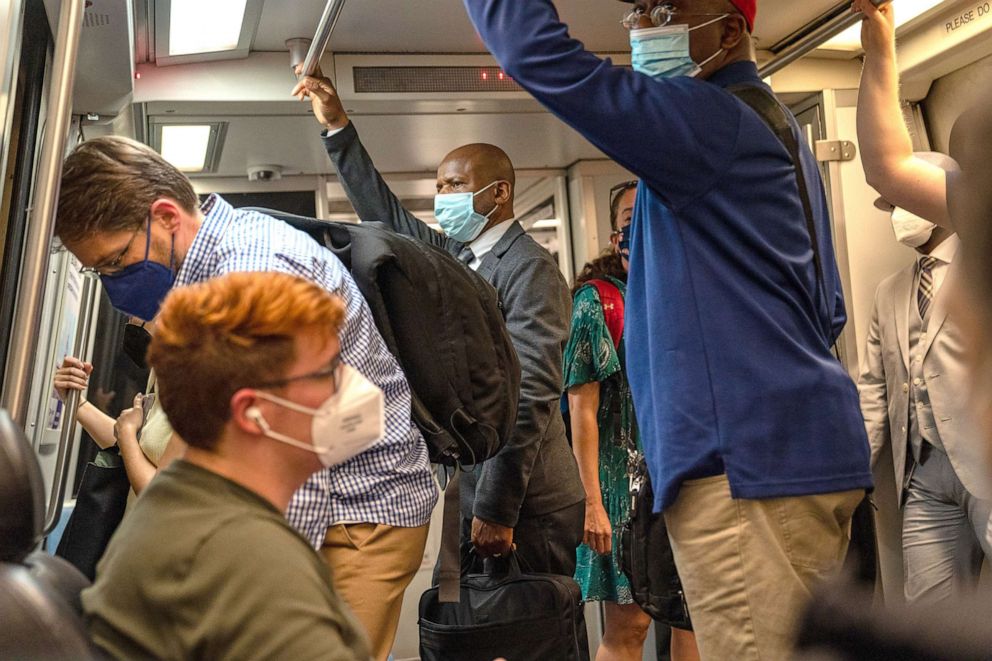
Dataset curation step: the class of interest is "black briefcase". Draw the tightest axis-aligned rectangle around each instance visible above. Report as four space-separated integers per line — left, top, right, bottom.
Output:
419 552 589 661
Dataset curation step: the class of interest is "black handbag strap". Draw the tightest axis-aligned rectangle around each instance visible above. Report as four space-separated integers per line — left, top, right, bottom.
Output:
437 469 462 603
727 84 828 328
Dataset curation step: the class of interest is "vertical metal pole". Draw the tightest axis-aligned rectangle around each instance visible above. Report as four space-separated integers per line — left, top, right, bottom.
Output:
1 0 85 426
43 275 95 535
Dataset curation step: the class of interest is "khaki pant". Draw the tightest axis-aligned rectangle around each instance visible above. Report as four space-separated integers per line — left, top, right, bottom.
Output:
664 474 863 661
321 523 429 661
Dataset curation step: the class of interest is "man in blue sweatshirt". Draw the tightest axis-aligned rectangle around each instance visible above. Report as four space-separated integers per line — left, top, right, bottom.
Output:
461 1 872 657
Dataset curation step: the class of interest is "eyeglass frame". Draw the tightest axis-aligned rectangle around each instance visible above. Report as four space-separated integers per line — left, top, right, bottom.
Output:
609 180 639 214
250 354 344 393
621 3 731 31
78 219 147 278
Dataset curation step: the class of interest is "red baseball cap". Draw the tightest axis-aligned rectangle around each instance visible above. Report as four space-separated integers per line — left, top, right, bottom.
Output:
618 1 756 32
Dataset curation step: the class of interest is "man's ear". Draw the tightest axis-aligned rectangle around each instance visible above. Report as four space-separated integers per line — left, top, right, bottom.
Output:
150 198 185 233
721 14 748 50
494 181 512 205
230 389 265 435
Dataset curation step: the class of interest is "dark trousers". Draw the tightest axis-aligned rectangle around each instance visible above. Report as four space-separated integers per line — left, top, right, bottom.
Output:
461 500 585 576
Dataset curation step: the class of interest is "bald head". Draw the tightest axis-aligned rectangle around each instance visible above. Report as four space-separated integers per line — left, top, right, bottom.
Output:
436 143 517 230
440 143 516 187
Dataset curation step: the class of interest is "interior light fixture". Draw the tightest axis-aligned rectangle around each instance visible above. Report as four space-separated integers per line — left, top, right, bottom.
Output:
154 123 227 173
168 0 249 56
155 0 263 65
819 0 949 51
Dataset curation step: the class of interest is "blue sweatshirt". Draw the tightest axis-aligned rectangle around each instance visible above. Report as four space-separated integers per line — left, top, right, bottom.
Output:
463 0 872 511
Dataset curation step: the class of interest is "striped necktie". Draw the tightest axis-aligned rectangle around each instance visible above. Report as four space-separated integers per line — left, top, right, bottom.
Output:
456 245 475 266
918 256 938 320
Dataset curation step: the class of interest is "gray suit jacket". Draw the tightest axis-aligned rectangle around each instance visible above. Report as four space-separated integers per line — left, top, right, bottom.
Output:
322 123 585 526
858 247 991 504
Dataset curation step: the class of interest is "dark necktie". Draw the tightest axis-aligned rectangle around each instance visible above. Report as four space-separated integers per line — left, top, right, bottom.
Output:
918 256 938 321
457 245 475 266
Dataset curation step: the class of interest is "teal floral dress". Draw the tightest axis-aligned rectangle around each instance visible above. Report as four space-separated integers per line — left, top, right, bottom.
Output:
563 276 640 605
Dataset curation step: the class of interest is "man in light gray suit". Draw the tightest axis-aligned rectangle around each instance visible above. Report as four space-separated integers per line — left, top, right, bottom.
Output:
859 154 992 605
293 72 586 577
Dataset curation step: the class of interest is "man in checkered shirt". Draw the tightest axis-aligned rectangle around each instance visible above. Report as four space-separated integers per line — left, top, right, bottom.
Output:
55 135 438 660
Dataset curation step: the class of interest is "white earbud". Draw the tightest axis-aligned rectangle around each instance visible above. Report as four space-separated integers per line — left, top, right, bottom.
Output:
246 407 269 431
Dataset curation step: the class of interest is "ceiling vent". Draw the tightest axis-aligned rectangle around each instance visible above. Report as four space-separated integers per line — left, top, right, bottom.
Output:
353 66 523 94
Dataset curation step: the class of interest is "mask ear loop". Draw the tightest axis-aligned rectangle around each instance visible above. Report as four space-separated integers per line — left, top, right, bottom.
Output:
474 180 506 220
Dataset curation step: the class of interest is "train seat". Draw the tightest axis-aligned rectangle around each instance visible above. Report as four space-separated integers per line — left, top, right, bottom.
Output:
0 408 100 659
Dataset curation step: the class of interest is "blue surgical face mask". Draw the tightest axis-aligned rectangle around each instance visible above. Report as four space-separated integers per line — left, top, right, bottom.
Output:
100 221 176 322
630 17 727 80
434 180 502 243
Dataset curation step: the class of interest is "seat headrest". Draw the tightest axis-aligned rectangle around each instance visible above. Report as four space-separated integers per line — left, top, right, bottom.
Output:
0 564 100 660
0 409 45 562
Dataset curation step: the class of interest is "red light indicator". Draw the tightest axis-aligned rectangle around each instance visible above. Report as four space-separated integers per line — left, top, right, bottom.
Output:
498 71 505 81
135 71 141 79
482 71 488 80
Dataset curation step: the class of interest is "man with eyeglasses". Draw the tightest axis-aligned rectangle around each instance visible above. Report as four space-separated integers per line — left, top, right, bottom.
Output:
294 67 587 593
55 136 437 658
82 271 373 660
460 0 872 657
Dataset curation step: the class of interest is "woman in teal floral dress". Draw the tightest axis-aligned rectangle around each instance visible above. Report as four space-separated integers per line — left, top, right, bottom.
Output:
565 182 698 661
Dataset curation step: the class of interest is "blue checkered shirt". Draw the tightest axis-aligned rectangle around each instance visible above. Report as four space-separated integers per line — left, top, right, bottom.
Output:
175 195 438 545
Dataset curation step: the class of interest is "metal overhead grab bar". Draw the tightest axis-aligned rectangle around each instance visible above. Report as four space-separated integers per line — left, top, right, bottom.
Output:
300 0 348 78
758 5 865 79
758 0 898 79
1 0 85 427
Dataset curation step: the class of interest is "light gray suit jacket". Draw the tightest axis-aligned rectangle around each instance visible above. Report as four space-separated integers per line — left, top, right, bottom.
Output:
321 123 585 527
858 246 990 504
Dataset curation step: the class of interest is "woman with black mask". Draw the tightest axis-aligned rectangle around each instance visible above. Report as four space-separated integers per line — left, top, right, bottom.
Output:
565 181 698 661
54 318 181 496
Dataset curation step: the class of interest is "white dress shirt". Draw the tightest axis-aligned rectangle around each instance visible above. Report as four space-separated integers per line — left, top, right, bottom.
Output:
467 218 516 271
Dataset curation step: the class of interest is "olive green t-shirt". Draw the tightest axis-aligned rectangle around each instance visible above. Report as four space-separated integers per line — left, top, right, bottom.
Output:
82 460 370 661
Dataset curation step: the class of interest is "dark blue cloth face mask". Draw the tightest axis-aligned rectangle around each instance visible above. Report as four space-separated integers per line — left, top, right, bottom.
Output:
618 225 632 257
100 221 175 322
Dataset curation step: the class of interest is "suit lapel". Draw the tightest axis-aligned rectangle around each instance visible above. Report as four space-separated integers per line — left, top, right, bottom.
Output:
922 251 961 359
477 222 525 282
894 265 914 372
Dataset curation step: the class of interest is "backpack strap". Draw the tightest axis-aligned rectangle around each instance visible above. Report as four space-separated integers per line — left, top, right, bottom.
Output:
726 84 828 328
588 279 625 350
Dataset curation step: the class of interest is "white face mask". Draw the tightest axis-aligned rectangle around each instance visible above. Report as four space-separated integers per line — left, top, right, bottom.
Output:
890 207 936 248
249 364 384 468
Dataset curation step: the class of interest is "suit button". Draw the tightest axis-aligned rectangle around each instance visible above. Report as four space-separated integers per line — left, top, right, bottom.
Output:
903 383 909 393
914 378 922 386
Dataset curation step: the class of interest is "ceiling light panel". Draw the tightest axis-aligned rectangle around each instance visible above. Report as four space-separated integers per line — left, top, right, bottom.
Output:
168 0 248 56
153 122 228 173
154 0 263 66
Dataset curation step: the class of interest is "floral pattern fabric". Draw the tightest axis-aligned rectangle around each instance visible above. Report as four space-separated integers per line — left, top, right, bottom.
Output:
563 277 640 605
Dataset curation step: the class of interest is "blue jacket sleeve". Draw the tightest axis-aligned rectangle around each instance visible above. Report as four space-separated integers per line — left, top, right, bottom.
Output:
462 0 743 210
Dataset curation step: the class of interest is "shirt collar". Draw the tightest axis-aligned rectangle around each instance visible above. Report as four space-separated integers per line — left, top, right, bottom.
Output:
921 233 959 266
174 193 236 287
469 217 516 260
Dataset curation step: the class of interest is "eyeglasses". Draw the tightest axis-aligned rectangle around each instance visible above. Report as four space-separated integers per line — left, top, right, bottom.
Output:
609 180 638 207
253 354 343 392
621 3 728 30
79 221 145 278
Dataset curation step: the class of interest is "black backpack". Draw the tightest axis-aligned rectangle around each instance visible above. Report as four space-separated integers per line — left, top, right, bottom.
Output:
244 209 520 467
